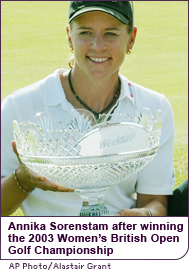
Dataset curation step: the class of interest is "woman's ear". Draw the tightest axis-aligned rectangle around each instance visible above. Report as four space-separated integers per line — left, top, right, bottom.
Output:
126 26 137 54
66 25 73 51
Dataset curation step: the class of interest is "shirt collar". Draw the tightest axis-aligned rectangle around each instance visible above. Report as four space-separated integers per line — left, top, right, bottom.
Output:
42 69 72 111
43 70 134 108
119 73 135 104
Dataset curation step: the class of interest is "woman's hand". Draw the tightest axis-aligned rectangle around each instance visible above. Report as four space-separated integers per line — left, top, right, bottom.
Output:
114 208 150 216
114 194 168 216
11 140 74 193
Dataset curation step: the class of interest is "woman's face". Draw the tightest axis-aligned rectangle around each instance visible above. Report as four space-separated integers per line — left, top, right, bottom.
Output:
67 11 135 79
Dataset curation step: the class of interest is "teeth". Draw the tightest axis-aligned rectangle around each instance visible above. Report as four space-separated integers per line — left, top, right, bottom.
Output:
89 57 109 63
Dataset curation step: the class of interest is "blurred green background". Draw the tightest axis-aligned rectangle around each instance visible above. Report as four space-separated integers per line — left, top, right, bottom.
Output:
1 1 188 216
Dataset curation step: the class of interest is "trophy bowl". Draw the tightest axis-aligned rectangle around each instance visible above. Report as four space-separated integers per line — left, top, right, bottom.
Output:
13 108 161 216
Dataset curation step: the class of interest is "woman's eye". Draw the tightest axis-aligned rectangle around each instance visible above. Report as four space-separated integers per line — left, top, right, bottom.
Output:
80 31 91 35
105 32 117 37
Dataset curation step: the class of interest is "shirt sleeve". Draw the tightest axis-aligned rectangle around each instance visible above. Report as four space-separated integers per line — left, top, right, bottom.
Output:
1 95 20 177
1 71 60 178
136 94 175 195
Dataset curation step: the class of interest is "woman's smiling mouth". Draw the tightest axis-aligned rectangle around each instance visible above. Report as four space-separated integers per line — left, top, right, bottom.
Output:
88 57 110 63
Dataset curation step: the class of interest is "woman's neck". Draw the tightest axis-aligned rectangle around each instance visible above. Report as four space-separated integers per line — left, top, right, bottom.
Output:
69 68 120 114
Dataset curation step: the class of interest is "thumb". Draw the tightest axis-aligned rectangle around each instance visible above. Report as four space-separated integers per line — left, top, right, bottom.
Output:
11 140 22 164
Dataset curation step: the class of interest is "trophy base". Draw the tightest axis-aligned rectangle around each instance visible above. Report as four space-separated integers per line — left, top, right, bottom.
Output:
76 187 112 216
79 203 112 216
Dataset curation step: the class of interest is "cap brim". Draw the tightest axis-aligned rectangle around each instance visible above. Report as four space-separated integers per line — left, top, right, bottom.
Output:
69 6 130 25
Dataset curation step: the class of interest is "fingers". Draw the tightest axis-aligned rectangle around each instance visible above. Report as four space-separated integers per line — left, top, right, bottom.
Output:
114 209 129 216
36 176 74 192
12 140 74 193
114 208 147 216
11 140 22 164
17 163 74 193
114 209 136 216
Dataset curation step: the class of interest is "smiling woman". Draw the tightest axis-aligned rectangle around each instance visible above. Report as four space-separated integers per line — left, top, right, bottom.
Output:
64 11 136 116
1 1 188 217
68 12 134 78
68 12 135 70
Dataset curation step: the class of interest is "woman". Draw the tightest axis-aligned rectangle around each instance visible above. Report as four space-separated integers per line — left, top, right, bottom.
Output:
1 1 187 216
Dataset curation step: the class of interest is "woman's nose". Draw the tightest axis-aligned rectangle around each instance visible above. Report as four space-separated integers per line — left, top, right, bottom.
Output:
90 35 106 50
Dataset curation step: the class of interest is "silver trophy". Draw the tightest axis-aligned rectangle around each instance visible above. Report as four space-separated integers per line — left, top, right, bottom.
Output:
13 108 161 216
